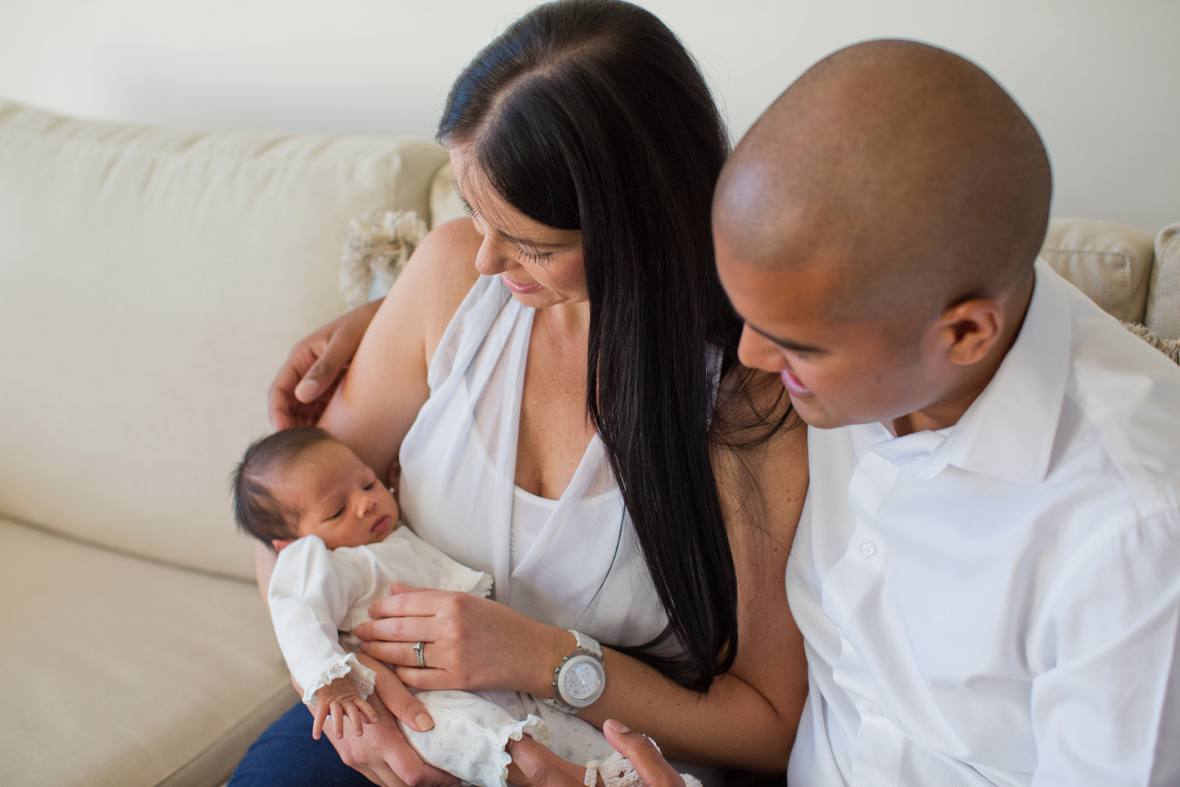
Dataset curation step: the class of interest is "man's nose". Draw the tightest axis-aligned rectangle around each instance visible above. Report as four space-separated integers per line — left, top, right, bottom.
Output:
737 324 787 373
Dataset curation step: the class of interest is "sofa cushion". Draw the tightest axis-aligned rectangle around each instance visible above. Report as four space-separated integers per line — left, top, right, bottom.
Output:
1147 222 1180 339
1040 217 1154 324
429 160 466 229
0 517 292 786
0 102 446 579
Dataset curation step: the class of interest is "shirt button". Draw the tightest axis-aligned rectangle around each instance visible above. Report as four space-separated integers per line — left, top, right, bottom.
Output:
860 541 877 558
868 705 883 718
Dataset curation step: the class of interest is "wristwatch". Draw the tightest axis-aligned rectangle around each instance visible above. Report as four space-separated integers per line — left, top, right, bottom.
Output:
544 629 606 713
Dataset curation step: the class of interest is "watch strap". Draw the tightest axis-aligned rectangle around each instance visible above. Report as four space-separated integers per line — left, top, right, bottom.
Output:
570 629 603 659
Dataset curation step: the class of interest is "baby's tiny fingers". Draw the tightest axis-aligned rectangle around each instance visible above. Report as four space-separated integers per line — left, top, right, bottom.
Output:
311 703 328 741
331 700 344 740
344 702 364 737
357 698 378 724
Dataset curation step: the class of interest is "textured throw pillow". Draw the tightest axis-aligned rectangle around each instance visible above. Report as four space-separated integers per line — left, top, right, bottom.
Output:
1122 321 1180 365
339 209 429 307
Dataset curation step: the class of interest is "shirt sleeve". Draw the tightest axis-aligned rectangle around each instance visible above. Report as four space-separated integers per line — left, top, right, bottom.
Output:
267 535 376 705
1029 508 1180 786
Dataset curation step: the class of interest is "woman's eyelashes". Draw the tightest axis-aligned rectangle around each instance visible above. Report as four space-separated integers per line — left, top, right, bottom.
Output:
516 246 554 265
458 195 554 266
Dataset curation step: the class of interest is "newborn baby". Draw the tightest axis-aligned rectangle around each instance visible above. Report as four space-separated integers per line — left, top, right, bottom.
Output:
231 427 580 786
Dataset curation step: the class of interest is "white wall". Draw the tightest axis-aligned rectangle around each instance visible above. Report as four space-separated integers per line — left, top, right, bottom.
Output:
2 0 1177 230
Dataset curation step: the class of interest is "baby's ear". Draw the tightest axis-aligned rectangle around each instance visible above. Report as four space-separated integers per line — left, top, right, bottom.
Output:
272 538 293 553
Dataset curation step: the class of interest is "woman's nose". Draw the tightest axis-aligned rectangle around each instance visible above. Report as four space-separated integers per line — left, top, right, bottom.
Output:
737 323 787 374
473 236 510 276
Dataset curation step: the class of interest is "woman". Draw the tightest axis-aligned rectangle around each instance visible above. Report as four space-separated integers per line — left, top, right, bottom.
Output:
234 1 807 784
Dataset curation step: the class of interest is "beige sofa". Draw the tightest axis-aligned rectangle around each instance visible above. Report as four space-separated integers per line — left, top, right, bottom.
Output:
1 100 1177 786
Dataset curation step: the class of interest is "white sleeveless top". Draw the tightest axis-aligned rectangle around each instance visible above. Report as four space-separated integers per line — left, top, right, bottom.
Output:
510 486 558 572
398 276 669 649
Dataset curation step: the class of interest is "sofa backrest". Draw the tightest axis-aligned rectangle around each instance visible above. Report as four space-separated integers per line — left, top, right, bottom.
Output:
0 102 446 580
428 163 1180 341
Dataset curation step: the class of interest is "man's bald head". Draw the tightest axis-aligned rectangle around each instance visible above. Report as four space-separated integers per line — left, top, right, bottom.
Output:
715 39 1052 321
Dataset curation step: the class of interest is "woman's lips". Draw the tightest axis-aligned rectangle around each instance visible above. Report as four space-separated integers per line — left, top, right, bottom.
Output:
501 275 542 294
370 515 391 535
780 368 812 397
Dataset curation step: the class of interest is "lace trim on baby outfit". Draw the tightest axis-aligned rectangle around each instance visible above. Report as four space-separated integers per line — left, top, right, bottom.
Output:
493 715 550 787
470 571 495 599
590 749 703 787
301 652 377 706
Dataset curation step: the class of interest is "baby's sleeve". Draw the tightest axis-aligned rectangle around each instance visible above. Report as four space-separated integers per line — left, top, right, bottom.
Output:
267 535 376 705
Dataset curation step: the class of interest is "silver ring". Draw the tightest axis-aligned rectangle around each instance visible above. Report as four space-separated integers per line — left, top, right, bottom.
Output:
412 640 426 669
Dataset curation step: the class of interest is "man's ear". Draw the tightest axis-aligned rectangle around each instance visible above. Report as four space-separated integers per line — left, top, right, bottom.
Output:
272 538 293 553
936 297 1004 366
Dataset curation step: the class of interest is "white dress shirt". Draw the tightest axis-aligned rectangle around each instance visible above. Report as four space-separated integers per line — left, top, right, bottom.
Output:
787 261 1180 786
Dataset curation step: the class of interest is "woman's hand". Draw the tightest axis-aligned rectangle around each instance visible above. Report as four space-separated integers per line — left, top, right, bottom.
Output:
328 654 457 787
508 720 686 787
354 584 565 696
268 298 383 429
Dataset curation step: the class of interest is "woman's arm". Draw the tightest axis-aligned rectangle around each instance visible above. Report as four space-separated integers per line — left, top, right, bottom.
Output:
571 402 809 770
317 218 481 482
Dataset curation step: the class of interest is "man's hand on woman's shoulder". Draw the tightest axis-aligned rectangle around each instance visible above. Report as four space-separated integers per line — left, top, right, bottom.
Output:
268 298 383 429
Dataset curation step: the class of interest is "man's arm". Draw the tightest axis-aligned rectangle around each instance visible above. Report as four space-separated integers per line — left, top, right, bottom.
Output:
1029 509 1180 786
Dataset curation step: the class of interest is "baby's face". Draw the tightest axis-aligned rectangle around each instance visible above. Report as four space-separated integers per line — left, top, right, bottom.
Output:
268 439 399 550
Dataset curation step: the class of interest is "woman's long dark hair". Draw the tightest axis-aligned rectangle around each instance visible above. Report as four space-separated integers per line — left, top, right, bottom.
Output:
438 0 789 691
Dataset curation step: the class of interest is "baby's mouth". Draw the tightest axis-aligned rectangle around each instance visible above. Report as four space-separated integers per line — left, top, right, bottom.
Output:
370 515 392 536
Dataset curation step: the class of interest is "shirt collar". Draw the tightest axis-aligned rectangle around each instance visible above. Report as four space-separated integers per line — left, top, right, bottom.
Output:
932 258 1072 482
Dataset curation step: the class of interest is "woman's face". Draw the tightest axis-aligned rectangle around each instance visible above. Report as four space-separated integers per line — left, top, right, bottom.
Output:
449 147 586 309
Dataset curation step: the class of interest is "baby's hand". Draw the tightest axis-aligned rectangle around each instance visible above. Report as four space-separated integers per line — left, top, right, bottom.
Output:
309 676 378 741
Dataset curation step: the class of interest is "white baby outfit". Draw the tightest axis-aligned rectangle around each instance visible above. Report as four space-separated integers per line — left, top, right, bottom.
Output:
269 528 552 787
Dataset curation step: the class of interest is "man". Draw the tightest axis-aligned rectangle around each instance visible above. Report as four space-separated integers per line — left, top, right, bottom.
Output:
516 39 1180 786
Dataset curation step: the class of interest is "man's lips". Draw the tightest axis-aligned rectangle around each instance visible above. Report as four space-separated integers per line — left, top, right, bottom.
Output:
370 515 392 535
780 368 812 397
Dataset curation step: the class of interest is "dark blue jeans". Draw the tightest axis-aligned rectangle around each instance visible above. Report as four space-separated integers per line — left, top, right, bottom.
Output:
229 701 373 786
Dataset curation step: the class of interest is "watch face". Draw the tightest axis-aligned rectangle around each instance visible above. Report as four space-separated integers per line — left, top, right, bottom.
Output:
561 656 604 704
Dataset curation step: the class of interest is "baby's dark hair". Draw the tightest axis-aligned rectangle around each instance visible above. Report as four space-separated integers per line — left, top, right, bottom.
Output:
231 426 336 549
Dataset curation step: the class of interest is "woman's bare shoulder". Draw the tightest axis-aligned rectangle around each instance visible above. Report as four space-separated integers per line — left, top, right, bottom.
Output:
398 218 483 353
